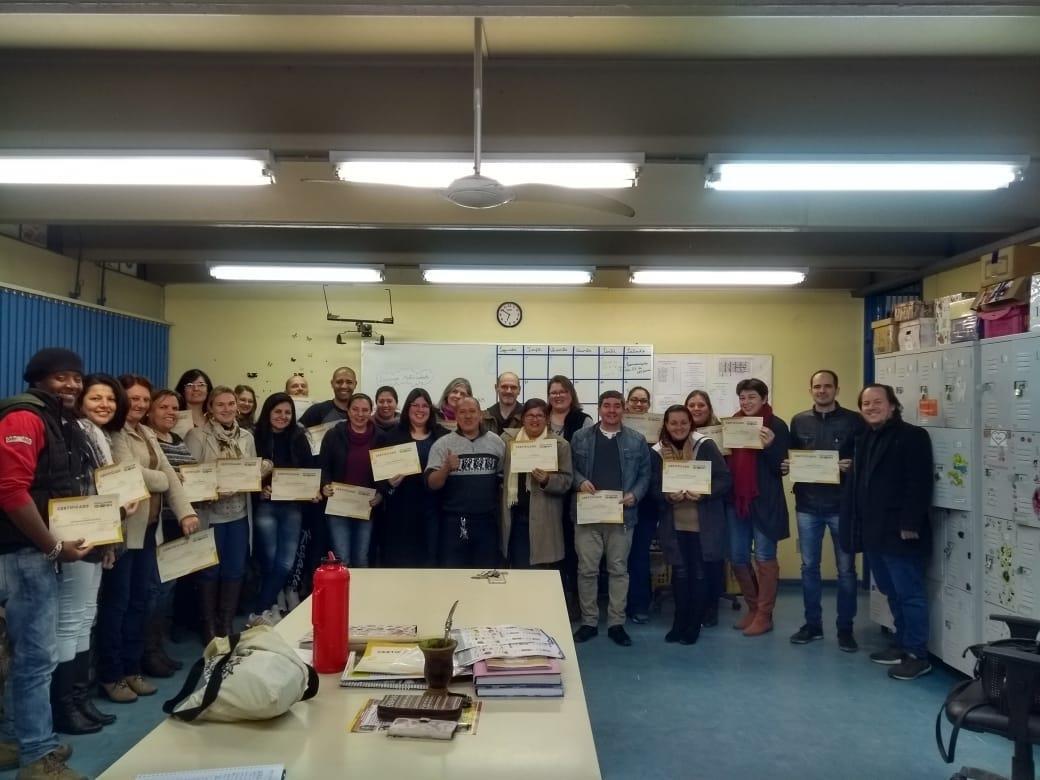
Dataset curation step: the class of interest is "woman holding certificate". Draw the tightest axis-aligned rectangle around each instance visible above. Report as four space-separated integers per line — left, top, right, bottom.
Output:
725 378 791 638
99 375 200 705
319 393 381 567
652 405 732 645
685 389 726 627
373 389 450 566
250 392 315 624
185 385 257 644
500 398 574 569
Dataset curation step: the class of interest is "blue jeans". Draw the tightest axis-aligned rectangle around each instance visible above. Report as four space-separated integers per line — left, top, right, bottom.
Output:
56 560 102 662
327 516 372 567
0 548 60 764
797 512 858 632
254 501 303 611
98 531 158 683
726 504 777 564
869 552 929 658
196 518 249 582
626 500 658 617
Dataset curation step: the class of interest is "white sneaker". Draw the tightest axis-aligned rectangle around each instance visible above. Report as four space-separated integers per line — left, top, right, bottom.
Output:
246 611 277 628
285 589 301 611
262 608 282 626
276 589 287 613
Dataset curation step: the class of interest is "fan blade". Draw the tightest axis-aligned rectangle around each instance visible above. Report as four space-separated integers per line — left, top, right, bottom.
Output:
510 184 635 218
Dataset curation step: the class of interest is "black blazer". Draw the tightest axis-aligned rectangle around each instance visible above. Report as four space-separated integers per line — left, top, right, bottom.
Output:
840 417 933 557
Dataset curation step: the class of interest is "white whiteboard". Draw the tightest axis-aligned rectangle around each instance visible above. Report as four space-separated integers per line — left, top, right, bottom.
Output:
361 343 653 410
653 353 773 417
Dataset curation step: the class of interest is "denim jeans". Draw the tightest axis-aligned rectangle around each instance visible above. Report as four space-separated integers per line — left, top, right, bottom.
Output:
195 518 249 582
98 530 158 683
726 504 777 564
328 516 373 567
0 548 60 765
253 500 303 611
869 552 929 658
796 511 858 632
438 513 499 569
56 559 102 662
626 500 659 617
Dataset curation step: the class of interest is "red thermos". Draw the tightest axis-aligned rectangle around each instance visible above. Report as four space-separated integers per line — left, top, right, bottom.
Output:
312 552 349 674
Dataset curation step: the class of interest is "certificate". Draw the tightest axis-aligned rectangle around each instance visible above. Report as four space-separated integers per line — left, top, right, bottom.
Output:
94 462 150 506
625 413 664 444
156 528 219 583
576 491 624 525
48 495 123 546
369 442 422 482
510 439 558 473
172 410 194 439
215 458 262 493
662 461 712 494
326 483 377 520
271 468 321 501
789 450 841 485
292 397 313 418
697 424 724 442
305 422 336 457
179 463 218 503
722 417 764 450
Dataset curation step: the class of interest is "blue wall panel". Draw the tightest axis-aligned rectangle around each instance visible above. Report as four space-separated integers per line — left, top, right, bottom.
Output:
862 284 922 385
0 287 169 397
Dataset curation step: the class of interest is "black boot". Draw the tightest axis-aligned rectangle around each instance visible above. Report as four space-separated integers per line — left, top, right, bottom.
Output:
217 579 244 638
666 573 691 643
680 577 706 646
197 579 219 645
51 660 101 734
142 617 175 678
71 652 115 726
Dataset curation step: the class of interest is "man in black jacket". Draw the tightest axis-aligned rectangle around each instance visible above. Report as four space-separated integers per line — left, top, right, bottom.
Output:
785 370 865 652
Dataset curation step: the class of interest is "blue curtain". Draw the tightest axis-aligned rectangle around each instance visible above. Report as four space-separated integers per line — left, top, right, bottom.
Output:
0 286 169 397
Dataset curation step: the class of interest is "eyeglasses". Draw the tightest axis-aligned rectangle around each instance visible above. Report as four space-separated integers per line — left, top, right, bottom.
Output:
185 382 208 390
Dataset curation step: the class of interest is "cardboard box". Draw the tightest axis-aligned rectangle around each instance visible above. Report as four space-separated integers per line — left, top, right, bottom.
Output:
950 314 978 343
898 318 936 351
892 300 933 323
935 292 977 346
872 317 898 355
973 276 1031 311
980 243 1040 285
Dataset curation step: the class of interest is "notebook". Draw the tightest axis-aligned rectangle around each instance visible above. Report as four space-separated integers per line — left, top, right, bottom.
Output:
473 658 562 686
475 685 564 698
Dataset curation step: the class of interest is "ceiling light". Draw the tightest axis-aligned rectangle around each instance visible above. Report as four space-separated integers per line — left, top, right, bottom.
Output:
0 152 273 185
422 267 593 285
209 265 383 283
704 155 1027 191
332 153 641 189
630 269 807 286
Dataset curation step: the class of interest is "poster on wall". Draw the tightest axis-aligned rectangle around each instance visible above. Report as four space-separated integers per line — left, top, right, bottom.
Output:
652 354 773 417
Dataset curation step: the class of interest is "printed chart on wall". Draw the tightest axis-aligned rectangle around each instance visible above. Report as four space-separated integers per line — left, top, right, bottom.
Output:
653 354 773 416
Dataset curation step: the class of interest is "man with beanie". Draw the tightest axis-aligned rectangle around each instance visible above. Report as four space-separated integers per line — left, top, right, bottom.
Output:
0 348 95 780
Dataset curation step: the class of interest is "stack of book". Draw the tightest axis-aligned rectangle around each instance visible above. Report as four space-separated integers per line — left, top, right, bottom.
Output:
473 657 563 698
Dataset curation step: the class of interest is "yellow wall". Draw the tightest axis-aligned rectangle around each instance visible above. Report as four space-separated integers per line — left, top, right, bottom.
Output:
0 235 165 320
166 282 864 578
922 261 980 301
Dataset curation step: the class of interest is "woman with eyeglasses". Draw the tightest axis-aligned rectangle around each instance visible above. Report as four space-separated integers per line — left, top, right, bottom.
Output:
374 388 450 567
685 389 726 627
174 369 212 429
624 386 658 625
234 384 258 432
500 399 574 569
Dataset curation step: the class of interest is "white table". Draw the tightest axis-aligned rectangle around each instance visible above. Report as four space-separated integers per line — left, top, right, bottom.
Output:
99 569 602 779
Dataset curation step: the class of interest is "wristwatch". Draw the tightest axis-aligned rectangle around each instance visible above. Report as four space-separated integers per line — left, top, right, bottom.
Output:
45 540 63 562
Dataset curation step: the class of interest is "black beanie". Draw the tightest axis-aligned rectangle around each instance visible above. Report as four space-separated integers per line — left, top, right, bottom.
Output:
23 348 85 384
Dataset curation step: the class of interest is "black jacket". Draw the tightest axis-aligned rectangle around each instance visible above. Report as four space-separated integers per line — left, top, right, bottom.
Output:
726 415 792 542
789 404 865 514
840 417 933 557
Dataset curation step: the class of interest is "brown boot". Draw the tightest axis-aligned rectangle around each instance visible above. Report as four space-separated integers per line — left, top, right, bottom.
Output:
142 618 175 678
731 564 759 630
744 560 779 636
123 674 157 697
217 579 244 638
197 580 219 645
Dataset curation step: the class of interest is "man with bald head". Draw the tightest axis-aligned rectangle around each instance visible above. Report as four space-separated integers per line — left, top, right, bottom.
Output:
299 366 356 427
482 372 522 435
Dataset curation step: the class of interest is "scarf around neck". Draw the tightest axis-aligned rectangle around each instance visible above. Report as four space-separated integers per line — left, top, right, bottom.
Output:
508 426 549 507
727 403 774 519
208 419 243 459
439 404 456 421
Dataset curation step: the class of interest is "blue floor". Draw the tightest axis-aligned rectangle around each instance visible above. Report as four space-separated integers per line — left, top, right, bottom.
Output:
1 587 1028 779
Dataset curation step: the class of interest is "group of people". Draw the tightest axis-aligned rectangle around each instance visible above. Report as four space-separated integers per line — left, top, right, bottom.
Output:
0 349 935 780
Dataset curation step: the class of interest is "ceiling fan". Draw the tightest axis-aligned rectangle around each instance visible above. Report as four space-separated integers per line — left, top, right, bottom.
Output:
307 18 637 218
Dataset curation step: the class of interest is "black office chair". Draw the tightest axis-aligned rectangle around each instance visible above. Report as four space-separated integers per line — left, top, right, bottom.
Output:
938 614 1040 780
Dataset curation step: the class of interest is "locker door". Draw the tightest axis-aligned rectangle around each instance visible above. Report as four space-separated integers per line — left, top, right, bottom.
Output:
1011 431 1040 529
983 611 1013 643
927 578 944 655
928 427 974 511
941 345 976 429
983 426 1014 519
982 516 1017 610
894 354 919 424
942 585 978 676
1012 525 1039 619
926 509 946 583
1006 338 1040 431
944 510 975 593
916 351 943 428
874 355 896 387
980 341 1008 429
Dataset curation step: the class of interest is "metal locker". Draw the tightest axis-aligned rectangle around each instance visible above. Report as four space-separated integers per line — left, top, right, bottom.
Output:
983 611 1013 643
1010 431 1040 529
980 340 1009 430
944 510 975 593
982 335 1040 431
927 578 944 655
1012 525 1039 618
928 427 974 511
983 516 1017 610
893 354 918 424
941 345 976 429
942 585 978 677
916 350 943 427
926 509 946 583
874 354 896 387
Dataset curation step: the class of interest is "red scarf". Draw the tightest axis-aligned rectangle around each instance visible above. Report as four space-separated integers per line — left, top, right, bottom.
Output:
727 403 774 519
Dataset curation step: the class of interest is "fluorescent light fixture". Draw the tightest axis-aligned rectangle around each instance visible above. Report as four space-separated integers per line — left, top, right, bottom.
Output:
704 155 1028 191
422 267 593 286
332 153 642 190
209 265 383 283
0 151 273 185
630 269 807 286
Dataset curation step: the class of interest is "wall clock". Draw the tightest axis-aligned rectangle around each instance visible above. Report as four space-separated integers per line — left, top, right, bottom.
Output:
496 301 523 328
